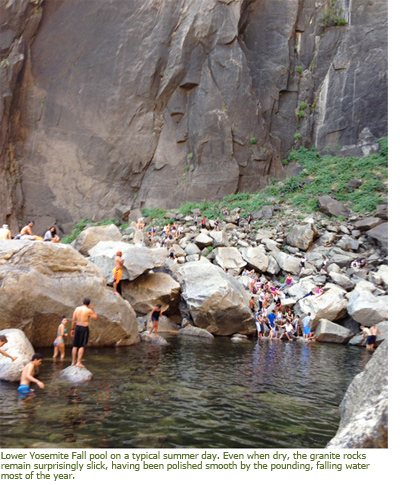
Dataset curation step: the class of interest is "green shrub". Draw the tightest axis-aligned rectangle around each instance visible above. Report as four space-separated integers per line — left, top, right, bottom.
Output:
142 208 166 219
298 110 306 119
300 102 307 110
294 133 301 141
187 153 193 160
250 137 257 144
297 66 303 74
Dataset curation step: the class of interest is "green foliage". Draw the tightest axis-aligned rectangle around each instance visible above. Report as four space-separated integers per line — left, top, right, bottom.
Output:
322 0 348 27
187 153 193 160
179 202 200 215
297 66 303 74
250 137 257 144
300 102 307 110
293 133 301 141
298 110 306 120
294 45 298 52
184 165 190 172
337 215 346 221
142 208 166 219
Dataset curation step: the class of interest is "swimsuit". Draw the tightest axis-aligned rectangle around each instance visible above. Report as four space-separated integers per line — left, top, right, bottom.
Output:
366 335 376 345
152 310 161 322
18 385 32 395
72 325 89 348
113 267 122 284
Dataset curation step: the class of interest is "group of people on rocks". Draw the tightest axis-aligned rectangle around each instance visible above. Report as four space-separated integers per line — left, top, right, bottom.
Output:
0 220 60 242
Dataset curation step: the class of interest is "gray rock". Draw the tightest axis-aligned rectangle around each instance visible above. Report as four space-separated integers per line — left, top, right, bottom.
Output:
174 260 254 336
318 196 348 218
326 341 388 448
0 329 35 382
286 223 317 251
348 321 387 347
185 242 201 256
272 250 302 275
194 233 214 249
315 319 354 344
347 289 388 326
374 204 388 220
209 230 230 248
354 217 383 231
60 366 93 384
73 225 122 257
214 247 246 276
337 235 360 252
178 325 214 340
252 205 274 220
240 246 270 273
140 332 169 346
329 272 355 291
367 223 388 252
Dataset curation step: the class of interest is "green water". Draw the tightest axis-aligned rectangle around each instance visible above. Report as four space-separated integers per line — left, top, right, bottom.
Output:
0 336 370 448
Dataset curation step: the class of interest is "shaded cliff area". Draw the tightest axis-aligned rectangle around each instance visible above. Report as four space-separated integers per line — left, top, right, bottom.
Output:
0 0 387 234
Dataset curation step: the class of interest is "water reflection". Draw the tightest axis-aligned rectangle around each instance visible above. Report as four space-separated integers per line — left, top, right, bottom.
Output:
0 336 369 448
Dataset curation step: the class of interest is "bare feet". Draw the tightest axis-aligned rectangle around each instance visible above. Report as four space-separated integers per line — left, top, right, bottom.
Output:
76 363 85 368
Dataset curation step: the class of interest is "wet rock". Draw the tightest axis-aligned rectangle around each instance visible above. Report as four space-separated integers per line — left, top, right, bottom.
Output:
315 319 354 344
178 325 214 340
0 329 35 382
326 340 388 448
174 260 253 336
354 217 382 231
0 240 139 347
72 224 122 256
140 332 169 346
60 366 93 384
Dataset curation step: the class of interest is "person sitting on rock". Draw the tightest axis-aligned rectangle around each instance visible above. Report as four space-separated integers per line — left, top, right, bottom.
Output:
280 274 294 290
359 258 368 269
17 220 44 241
223 208 230 217
18 353 44 395
44 226 60 243
53 317 68 361
0 335 17 362
0 224 11 240
323 239 332 247
279 321 294 341
214 217 220 231
273 293 282 310
350 258 360 269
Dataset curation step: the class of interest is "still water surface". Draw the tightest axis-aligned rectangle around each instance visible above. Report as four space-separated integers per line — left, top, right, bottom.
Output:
0 336 370 448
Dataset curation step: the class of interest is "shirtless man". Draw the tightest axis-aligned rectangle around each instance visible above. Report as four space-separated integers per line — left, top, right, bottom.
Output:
20 221 35 237
71 298 98 367
361 325 384 350
0 224 11 240
113 251 124 295
0 335 17 361
18 353 44 395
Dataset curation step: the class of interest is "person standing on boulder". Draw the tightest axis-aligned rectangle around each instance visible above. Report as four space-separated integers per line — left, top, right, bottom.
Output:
361 325 384 350
113 251 124 295
149 304 164 337
299 256 307 276
71 299 98 368
0 335 17 362
302 313 312 340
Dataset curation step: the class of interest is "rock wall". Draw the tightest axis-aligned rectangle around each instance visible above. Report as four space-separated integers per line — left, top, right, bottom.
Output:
0 0 387 233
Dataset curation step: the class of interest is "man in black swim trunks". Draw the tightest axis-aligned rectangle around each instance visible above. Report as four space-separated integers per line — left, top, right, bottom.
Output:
71 298 98 368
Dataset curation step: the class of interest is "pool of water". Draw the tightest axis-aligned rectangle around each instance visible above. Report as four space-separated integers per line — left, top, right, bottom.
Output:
0 336 371 448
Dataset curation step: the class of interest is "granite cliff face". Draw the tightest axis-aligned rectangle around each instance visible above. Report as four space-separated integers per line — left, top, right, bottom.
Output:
0 0 387 233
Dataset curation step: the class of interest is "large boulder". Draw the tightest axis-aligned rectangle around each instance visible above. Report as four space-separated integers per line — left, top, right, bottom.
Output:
209 230 230 248
294 284 348 330
72 224 122 256
347 289 388 326
141 313 180 333
88 241 168 283
314 319 354 344
240 246 270 273
194 233 214 249
288 277 316 300
121 272 181 315
326 340 388 448
214 247 246 276
318 196 348 218
252 205 274 220
354 217 383 231
329 272 355 291
174 260 254 335
140 332 169 346
328 247 357 267
367 223 388 252
272 250 302 275
0 329 35 382
0 240 139 347
286 223 317 251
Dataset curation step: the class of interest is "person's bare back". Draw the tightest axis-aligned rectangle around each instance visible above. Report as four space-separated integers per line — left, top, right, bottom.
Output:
19 355 44 391
72 305 96 328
